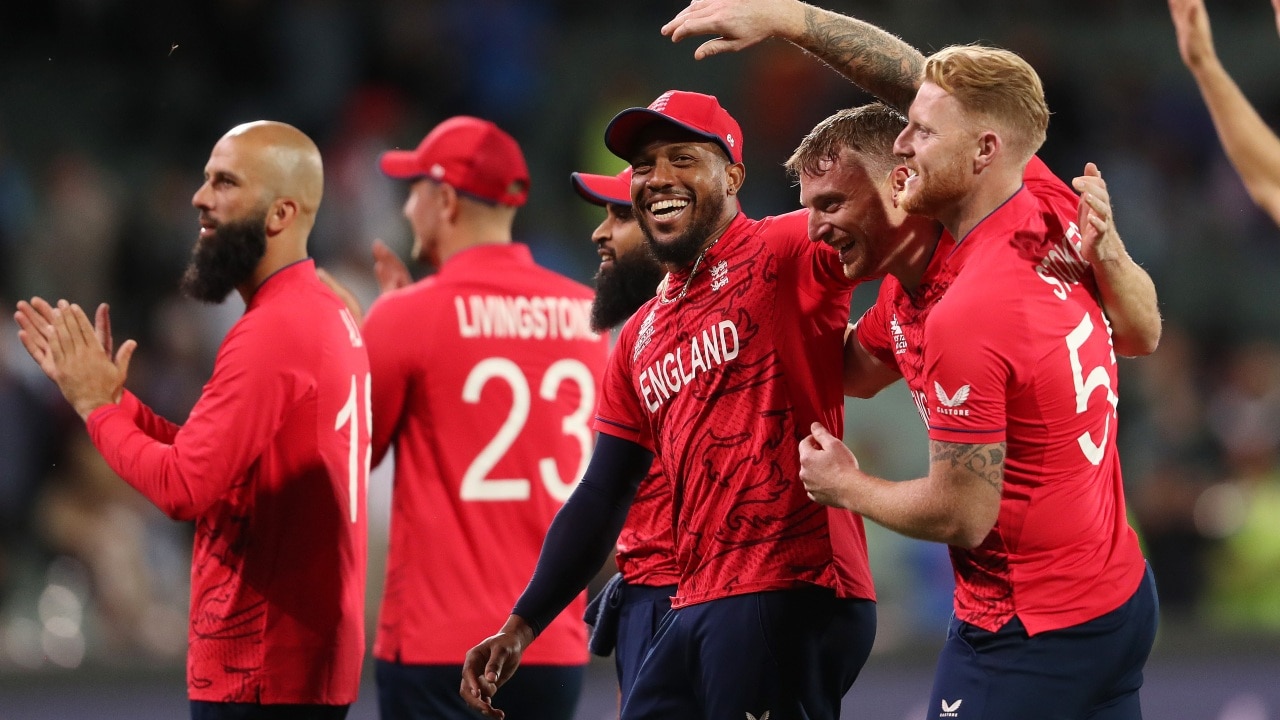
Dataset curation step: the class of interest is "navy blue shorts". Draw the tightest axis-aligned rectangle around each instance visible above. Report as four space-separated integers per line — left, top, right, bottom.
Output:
621 587 877 720
189 701 348 720
928 563 1159 720
614 581 676 708
375 659 584 720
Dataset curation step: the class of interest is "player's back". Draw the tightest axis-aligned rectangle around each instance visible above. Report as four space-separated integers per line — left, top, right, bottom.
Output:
364 242 608 665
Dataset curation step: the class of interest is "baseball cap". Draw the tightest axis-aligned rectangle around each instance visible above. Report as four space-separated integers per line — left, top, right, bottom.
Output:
604 90 743 164
378 116 530 207
570 167 632 207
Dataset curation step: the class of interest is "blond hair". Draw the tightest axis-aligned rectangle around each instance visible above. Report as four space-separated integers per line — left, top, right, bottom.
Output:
924 45 1049 161
785 103 907 184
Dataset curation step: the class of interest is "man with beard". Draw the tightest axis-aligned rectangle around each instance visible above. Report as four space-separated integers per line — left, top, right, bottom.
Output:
463 90 878 720
360 116 608 720
663 3 1161 716
569 167 678 707
13 120 369 719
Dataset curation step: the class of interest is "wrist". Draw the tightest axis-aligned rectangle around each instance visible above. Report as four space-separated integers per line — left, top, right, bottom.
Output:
499 615 537 647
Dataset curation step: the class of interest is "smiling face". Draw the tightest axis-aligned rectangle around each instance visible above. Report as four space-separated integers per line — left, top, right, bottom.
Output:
892 82 977 222
590 201 664 331
799 149 904 282
628 125 743 268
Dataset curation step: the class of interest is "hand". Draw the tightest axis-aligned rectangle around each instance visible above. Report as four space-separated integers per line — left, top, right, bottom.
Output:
1071 163 1128 266
372 239 412 294
798 422 860 509
37 301 135 420
459 617 535 719
1168 0 1217 70
316 267 364 325
661 0 805 60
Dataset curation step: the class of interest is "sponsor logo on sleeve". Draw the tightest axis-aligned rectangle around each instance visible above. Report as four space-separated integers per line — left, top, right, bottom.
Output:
933 382 971 416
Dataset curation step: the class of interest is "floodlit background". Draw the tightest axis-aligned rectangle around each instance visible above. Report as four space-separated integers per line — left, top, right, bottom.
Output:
1 1 1278 717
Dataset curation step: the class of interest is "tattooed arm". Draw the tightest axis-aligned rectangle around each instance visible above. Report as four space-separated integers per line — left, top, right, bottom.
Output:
799 423 1003 548
662 0 923 114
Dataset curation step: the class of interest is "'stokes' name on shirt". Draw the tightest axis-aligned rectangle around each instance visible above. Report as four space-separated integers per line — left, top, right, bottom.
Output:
454 294 598 341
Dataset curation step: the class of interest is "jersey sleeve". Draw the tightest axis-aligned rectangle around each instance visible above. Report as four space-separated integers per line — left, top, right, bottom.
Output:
86 314 301 520
115 390 182 442
591 322 651 450
854 284 899 368
362 291 417 468
923 298 1012 445
763 209 850 290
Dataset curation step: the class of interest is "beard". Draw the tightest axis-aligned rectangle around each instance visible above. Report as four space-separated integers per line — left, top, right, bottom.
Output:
590 246 667 332
180 212 268 303
637 194 727 267
900 159 969 220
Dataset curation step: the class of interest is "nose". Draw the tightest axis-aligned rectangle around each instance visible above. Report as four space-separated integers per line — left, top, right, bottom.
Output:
808 212 830 245
402 191 415 221
647 158 676 190
591 216 611 246
892 128 911 159
192 180 211 210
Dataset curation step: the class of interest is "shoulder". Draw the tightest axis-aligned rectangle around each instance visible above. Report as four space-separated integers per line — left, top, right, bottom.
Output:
752 209 812 255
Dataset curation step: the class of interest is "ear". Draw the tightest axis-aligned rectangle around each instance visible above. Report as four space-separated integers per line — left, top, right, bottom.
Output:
440 183 461 224
974 131 1001 173
265 198 298 235
889 165 910 207
725 162 746 196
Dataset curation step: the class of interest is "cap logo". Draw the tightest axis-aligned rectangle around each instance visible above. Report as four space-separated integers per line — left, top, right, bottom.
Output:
430 163 446 179
726 133 735 148
650 91 674 111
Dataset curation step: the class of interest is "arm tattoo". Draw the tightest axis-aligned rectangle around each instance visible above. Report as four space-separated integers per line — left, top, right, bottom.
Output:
799 6 924 115
931 440 1006 495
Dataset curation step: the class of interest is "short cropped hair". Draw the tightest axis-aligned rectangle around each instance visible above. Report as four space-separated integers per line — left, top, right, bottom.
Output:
924 44 1049 161
785 102 907 184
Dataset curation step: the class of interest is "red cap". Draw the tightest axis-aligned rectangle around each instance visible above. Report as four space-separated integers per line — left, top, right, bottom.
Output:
379 116 530 207
569 167 632 207
604 90 743 164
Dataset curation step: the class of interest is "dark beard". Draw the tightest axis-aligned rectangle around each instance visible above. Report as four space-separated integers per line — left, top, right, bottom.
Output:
180 214 268 303
637 199 724 267
590 247 667 332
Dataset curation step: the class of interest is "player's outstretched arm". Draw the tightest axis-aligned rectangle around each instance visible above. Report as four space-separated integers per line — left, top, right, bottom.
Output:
800 423 1002 548
1072 163 1161 357
1169 0 1280 226
663 0 923 115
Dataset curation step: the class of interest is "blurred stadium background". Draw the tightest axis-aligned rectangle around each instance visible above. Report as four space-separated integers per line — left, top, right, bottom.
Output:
1 1 1278 718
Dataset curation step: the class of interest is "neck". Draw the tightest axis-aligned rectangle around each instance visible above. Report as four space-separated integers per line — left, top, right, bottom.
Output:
890 221 945 294
940 166 1024 242
238 233 307 303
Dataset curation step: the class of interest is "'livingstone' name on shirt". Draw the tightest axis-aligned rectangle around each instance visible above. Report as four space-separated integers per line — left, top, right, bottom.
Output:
638 320 739 412
454 295 598 341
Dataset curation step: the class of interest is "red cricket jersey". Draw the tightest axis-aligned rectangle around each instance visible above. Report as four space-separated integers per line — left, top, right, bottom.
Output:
363 243 608 665
87 260 369 704
615 454 680 588
857 158 1146 635
594 211 876 609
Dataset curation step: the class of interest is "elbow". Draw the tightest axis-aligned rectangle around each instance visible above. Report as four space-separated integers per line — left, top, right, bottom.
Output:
843 380 880 399
1115 324 1162 358
946 519 994 550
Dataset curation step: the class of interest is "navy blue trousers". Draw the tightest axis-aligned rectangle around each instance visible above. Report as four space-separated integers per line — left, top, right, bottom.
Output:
613 582 676 709
928 564 1159 720
189 701 348 720
622 588 877 720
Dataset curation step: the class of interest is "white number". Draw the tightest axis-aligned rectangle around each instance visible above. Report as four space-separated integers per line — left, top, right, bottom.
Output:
335 373 372 523
1065 313 1118 465
459 357 596 502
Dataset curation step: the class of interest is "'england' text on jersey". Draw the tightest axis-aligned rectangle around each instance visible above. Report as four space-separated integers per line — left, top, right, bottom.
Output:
454 295 598 341
638 320 739 412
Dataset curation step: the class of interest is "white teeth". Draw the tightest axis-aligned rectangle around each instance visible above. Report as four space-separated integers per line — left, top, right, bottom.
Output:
649 198 689 216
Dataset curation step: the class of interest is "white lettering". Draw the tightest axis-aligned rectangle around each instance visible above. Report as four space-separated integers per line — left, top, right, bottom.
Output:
451 295 598 341
638 320 740 413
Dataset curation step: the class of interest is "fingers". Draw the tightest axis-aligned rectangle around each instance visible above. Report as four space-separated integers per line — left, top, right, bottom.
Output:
115 339 137 381
95 302 113 354
809 421 837 447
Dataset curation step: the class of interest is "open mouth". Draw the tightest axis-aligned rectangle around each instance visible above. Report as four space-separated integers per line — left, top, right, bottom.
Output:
198 218 218 239
648 198 690 222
